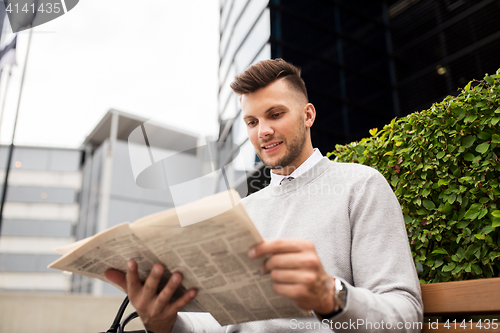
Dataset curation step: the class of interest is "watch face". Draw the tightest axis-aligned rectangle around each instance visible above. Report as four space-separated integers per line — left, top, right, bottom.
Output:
334 279 347 311
335 278 344 293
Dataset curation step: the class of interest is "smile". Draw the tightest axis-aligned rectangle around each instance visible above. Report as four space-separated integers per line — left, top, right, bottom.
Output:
263 141 283 150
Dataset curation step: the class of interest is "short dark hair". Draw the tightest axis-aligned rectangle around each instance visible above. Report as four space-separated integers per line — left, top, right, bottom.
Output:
230 58 308 101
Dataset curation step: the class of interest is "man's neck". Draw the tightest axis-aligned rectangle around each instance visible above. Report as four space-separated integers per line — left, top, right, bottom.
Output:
271 146 315 176
269 148 323 186
272 166 298 176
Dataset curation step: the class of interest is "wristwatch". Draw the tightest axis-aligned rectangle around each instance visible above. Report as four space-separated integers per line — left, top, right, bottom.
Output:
316 278 347 320
333 278 347 312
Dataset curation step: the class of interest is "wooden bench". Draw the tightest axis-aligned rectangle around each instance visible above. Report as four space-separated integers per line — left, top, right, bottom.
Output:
421 277 500 332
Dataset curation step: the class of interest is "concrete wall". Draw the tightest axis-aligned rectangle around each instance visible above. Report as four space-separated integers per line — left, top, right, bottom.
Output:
0 293 145 333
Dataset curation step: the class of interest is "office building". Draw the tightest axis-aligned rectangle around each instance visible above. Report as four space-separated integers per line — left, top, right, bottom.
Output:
0 145 82 293
72 109 214 295
0 109 215 295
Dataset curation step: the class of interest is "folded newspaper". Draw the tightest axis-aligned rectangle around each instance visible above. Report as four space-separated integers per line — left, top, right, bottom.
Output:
48 189 310 326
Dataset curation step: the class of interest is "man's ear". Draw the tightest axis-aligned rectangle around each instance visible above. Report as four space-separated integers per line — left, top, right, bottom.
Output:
304 103 316 128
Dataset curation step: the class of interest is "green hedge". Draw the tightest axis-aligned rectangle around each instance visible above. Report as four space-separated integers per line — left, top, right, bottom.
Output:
328 70 500 284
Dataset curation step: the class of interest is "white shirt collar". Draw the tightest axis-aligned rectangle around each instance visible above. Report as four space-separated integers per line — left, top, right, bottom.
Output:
270 148 323 186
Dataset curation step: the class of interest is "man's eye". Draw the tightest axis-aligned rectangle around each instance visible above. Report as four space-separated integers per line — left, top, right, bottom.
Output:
247 120 257 126
271 112 283 118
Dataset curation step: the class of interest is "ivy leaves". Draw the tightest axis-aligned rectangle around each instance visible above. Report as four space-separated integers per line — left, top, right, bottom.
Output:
328 70 500 283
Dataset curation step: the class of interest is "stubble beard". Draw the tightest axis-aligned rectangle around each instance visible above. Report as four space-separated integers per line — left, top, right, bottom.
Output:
257 126 307 171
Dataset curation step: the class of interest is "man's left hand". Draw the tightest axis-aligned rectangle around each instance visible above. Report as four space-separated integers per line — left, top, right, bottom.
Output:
248 239 336 314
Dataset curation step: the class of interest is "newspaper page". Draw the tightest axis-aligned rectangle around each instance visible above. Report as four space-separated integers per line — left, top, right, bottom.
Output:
130 189 310 326
54 237 92 255
48 190 310 325
48 223 192 305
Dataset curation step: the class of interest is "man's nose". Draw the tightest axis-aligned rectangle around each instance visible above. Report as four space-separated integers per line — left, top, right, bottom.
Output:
258 121 274 138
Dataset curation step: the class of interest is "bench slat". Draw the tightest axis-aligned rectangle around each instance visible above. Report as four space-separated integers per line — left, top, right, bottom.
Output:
421 277 500 315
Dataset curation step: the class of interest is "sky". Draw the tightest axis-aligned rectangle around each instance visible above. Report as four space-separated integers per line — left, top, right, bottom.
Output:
0 0 220 148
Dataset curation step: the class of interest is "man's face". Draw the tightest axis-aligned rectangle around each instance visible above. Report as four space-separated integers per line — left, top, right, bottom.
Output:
241 78 314 174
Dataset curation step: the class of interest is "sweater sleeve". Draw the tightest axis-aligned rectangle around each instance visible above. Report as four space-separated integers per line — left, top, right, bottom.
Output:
328 169 423 332
172 312 225 333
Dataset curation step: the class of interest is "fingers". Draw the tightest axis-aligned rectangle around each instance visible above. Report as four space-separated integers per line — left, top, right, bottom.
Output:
270 269 317 284
143 264 164 299
155 272 182 309
170 289 197 313
272 282 309 299
271 273 336 313
248 239 336 313
129 269 197 333
155 273 197 315
163 285 197 316
272 282 334 312
126 259 143 300
104 269 127 291
262 252 320 273
249 239 314 258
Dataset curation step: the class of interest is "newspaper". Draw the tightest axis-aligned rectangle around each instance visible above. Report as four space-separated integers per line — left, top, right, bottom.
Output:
48 189 311 326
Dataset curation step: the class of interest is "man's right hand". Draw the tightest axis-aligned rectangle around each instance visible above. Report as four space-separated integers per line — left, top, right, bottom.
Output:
104 260 197 333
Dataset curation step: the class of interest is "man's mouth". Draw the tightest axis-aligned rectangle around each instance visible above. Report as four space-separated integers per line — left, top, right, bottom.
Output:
262 141 283 150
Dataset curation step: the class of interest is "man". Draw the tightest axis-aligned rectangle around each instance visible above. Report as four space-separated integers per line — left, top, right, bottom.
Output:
106 59 423 332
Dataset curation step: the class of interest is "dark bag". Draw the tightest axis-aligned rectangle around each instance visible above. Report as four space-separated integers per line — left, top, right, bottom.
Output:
105 296 144 333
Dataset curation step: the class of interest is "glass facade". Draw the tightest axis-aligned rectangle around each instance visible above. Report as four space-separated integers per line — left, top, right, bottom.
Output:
0 146 82 293
270 0 396 151
0 253 60 273
218 0 272 195
0 146 81 172
71 142 106 293
389 0 500 113
1 219 72 237
2 186 76 204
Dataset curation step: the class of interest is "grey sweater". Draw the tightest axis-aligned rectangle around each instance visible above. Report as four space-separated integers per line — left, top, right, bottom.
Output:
173 158 423 332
